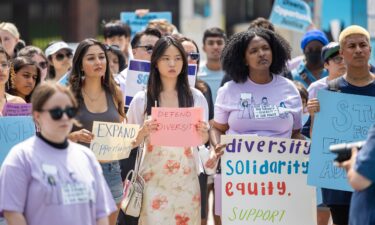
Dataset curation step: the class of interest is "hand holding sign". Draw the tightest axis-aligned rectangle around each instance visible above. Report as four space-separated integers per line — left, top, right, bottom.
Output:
150 107 205 147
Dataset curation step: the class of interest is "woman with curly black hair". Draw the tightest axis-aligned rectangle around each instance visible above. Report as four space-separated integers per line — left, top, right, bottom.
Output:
209 28 304 156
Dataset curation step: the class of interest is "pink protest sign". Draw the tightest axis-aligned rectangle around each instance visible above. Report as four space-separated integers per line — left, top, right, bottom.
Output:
150 107 203 147
2 103 32 116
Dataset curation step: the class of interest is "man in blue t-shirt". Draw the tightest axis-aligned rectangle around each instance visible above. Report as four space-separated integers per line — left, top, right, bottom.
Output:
339 125 375 225
198 27 226 102
308 25 375 225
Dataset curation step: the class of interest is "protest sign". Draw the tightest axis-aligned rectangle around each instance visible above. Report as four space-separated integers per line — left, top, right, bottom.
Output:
90 121 139 160
2 103 32 116
150 107 203 147
221 135 315 225
125 59 197 107
307 90 375 191
0 116 35 165
269 0 312 33
120 11 172 37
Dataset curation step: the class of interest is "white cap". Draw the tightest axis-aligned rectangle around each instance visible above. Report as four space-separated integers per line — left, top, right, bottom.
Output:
45 41 72 57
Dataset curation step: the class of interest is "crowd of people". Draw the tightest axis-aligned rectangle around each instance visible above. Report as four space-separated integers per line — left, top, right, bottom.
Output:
0 13 374 225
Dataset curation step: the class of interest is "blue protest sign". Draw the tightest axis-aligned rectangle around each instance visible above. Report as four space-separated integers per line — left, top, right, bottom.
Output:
0 116 35 165
124 59 197 107
307 90 375 191
269 0 312 33
120 12 172 37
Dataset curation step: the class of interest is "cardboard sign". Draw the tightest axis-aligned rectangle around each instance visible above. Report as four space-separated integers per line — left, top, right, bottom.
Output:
307 90 375 191
269 0 312 33
2 103 32 116
150 107 203 147
0 116 35 165
221 135 316 225
120 11 172 37
90 121 139 160
124 59 197 107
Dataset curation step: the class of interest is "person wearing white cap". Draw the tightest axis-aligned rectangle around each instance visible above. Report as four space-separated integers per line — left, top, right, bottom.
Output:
45 41 73 82
0 22 21 58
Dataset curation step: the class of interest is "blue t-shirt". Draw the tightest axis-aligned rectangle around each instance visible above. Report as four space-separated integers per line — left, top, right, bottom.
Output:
349 124 375 225
322 76 375 205
198 64 225 102
291 61 328 88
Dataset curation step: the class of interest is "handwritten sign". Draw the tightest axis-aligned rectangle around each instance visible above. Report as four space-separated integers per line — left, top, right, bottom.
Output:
2 103 32 116
90 121 139 160
269 0 312 33
120 11 172 37
221 135 315 225
150 107 203 147
307 90 375 191
125 59 197 107
0 116 35 165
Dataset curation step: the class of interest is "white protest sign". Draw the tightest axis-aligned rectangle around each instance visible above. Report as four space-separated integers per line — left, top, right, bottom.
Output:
221 135 316 225
90 121 139 160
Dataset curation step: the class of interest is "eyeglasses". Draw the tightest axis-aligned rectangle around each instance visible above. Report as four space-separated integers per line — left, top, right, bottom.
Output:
40 106 78 120
55 52 73 61
187 52 200 61
38 61 48 69
135 45 153 54
105 44 121 51
0 62 9 70
330 55 344 64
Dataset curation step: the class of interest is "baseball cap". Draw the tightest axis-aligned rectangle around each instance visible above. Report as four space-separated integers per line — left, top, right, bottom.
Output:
321 42 340 62
45 41 72 58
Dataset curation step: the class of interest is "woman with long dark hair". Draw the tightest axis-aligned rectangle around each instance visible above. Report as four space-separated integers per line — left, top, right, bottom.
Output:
127 36 209 224
68 38 125 225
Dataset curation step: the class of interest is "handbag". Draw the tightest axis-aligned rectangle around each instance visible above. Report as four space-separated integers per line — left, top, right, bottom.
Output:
120 91 147 217
120 144 145 217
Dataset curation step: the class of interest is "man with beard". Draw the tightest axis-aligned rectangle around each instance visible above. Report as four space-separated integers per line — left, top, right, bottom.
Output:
291 29 329 88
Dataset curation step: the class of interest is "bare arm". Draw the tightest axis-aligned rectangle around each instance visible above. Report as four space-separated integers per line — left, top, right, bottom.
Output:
205 121 229 168
96 217 109 225
307 98 320 137
4 211 27 225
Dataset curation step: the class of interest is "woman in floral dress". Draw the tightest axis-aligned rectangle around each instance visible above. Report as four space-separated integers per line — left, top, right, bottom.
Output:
127 36 209 225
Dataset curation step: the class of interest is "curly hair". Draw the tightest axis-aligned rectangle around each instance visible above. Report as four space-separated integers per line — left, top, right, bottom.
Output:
68 38 125 117
221 28 291 83
146 36 193 115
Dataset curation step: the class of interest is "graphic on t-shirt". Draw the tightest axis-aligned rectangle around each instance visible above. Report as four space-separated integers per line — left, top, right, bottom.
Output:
238 95 290 119
238 93 254 119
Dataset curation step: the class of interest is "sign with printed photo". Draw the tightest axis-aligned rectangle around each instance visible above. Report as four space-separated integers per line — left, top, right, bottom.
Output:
307 90 375 191
90 121 139 160
221 135 316 225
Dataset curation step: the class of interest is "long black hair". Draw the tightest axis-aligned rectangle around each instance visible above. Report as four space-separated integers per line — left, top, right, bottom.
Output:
145 36 193 115
221 28 291 83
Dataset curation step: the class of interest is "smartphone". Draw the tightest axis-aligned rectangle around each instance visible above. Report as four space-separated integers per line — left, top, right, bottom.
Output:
329 141 365 163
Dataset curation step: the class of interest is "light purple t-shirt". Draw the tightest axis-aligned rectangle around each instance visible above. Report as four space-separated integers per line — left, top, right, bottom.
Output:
307 77 328 99
0 136 116 225
215 75 302 138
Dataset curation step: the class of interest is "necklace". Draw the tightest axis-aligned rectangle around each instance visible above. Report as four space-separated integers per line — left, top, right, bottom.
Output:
82 88 102 102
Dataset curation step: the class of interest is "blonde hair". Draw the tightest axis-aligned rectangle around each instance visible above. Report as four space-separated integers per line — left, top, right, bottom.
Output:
339 25 370 47
0 22 20 39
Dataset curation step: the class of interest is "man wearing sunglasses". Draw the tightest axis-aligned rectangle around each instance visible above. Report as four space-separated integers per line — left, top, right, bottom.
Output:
198 27 226 103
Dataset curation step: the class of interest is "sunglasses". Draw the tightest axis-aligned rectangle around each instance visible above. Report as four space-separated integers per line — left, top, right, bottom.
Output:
55 52 73 61
187 52 200 61
38 61 48 69
135 45 153 54
41 106 78 120
105 44 121 52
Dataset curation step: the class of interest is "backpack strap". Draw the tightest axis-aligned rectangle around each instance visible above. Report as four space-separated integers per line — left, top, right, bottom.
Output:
327 77 341 92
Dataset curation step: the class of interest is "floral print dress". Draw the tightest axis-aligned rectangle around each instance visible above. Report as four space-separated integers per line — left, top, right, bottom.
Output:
127 89 209 225
138 144 201 225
